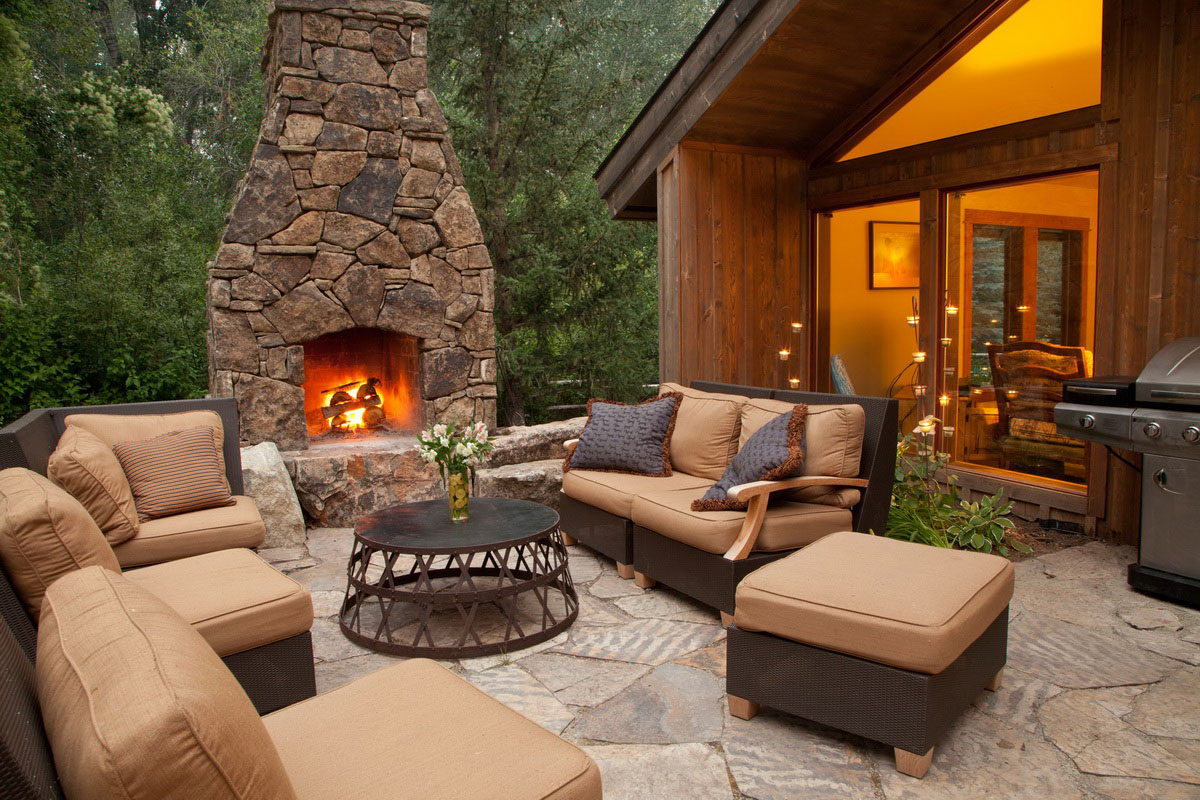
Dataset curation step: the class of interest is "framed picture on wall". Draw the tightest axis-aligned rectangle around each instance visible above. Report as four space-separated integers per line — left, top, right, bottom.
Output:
869 221 920 289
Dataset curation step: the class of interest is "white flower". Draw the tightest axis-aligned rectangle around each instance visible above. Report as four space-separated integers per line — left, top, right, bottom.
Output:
455 442 471 457
432 423 448 438
439 435 450 448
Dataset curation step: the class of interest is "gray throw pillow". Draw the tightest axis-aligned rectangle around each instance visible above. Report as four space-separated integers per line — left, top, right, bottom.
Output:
564 393 682 476
692 406 807 511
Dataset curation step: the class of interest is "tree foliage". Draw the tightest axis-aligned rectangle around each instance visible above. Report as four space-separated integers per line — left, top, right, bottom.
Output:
0 0 713 427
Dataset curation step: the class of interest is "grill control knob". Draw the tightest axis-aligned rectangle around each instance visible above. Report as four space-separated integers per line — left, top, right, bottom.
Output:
1079 414 1096 430
1144 422 1162 439
1184 426 1200 444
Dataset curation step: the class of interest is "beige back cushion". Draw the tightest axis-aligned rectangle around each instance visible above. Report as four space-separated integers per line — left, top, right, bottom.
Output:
65 410 230 491
47 426 139 545
37 566 297 800
740 398 866 508
659 383 745 480
0 469 120 618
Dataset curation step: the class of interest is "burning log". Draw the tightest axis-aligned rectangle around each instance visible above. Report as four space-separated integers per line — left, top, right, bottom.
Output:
322 397 383 420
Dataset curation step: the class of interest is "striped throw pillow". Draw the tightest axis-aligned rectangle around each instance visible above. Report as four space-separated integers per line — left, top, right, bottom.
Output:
111 426 235 522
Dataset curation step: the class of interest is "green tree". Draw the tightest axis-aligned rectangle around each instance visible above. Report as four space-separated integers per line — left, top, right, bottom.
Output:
430 0 714 423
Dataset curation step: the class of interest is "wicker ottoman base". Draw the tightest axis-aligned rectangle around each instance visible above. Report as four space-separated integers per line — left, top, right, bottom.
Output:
726 608 1008 778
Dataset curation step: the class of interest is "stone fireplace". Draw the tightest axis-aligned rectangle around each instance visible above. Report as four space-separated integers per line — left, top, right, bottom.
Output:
206 0 496 451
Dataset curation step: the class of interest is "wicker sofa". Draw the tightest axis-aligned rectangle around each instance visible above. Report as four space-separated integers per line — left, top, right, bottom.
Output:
0 565 601 800
0 398 265 567
0 398 315 713
559 381 898 618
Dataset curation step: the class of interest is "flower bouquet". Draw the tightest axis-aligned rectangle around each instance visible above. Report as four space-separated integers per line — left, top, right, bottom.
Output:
417 421 495 522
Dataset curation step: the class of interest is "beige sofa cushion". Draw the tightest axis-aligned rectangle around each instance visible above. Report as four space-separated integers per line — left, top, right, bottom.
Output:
561 469 711 520
264 658 601 800
112 495 266 567
65 410 230 491
36 566 297 800
740 398 865 508
631 486 852 555
735 532 1014 673
659 383 745 480
0 468 120 617
47 426 139 545
124 548 313 657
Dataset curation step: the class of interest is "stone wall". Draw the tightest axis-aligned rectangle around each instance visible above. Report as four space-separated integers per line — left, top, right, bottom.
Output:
207 0 496 450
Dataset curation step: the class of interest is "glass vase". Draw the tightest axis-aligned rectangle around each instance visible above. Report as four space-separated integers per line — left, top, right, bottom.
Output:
447 468 470 523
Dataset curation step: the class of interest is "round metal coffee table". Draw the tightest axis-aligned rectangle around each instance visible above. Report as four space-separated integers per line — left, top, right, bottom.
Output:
339 498 578 658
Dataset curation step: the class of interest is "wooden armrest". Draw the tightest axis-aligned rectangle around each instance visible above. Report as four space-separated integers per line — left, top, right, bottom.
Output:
726 475 870 503
564 438 579 452
722 475 870 562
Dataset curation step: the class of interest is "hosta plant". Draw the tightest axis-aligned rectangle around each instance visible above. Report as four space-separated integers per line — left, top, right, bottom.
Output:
883 422 1031 557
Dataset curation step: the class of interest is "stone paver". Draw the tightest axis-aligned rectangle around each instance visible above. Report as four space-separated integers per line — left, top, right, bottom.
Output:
582 743 734 800
572 663 724 744
464 664 576 734
723 711 879 800
286 527 1199 800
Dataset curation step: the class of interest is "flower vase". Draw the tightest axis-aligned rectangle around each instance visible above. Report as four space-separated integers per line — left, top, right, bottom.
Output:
447 469 470 523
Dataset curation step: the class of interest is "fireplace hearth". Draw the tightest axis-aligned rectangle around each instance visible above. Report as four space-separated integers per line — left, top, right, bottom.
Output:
205 0 496 451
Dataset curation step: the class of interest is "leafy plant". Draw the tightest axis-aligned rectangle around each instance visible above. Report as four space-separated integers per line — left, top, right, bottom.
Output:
884 422 1031 556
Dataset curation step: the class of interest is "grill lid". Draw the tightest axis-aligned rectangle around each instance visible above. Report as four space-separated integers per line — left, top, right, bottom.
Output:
1136 338 1200 406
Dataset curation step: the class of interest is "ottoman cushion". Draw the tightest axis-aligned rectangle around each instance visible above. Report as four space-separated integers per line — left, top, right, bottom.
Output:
734 532 1013 673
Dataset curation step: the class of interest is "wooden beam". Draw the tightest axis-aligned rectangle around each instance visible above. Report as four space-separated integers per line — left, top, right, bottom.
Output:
598 0 800 217
807 143 1117 210
809 0 1025 164
810 107 1102 182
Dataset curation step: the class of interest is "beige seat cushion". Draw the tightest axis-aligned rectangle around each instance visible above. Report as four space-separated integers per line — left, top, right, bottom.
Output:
0 468 120 617
631 486 852 555
112 495 266 567
47 426 139 545
562 469 711 519
735 532 1014 674
65 410 230 491
740 398 865 509
264 658 601 800
124 549 312 657
37 566 297 800
659 383 745 480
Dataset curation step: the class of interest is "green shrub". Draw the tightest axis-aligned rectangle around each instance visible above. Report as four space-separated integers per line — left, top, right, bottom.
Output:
883 425 1031 556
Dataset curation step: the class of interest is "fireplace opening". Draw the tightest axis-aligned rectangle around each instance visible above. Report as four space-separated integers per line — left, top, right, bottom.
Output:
302 329 421 438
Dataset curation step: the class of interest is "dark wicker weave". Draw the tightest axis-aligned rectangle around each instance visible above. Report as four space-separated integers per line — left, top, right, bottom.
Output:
726 609 1009 756
559 495 633 567
559 382 899 605
223 631 317 714
0 604 61 800
0 398 245 494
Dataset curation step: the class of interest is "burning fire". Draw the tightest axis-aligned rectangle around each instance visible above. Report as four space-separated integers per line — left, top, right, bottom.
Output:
322 377 386 433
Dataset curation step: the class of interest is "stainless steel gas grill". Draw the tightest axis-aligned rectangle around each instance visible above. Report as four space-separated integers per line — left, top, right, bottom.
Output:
1055 338 1200 608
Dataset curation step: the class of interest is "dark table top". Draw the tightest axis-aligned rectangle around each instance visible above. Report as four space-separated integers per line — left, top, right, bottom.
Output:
353 497 560 554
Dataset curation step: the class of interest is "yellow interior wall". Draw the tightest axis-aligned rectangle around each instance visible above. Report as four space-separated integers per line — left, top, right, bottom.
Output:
843 0 1101 160
828 199 920 398
949 172 1099 357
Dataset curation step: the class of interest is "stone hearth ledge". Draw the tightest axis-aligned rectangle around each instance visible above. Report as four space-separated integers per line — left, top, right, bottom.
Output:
276 417 585 526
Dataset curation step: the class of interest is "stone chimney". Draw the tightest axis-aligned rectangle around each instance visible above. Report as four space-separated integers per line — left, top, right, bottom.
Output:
207 0 496 451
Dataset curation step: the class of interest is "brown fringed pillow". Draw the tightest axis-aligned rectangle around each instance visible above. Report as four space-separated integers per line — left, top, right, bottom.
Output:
692 405 807 511
111 426 235 522
563 393 682 476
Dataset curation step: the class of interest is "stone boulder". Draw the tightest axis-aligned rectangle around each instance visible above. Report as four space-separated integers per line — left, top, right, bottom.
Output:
489 417 587 467
476 459 565 510
240 442 307 548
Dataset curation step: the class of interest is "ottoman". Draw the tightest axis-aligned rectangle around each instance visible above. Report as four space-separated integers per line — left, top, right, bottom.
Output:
725 532 1013 778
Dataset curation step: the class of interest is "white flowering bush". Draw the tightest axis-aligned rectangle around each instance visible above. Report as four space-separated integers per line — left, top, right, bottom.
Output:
416 421 495 484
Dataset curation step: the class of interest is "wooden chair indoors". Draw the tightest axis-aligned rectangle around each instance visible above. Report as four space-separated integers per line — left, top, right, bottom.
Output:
986 341 1091 481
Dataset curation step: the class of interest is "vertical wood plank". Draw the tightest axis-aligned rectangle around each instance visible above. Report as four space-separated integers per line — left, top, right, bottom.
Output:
656 151 681 383
919 189 941 424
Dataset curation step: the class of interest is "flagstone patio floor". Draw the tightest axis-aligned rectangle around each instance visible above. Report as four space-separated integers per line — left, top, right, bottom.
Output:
259 532 1200 800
